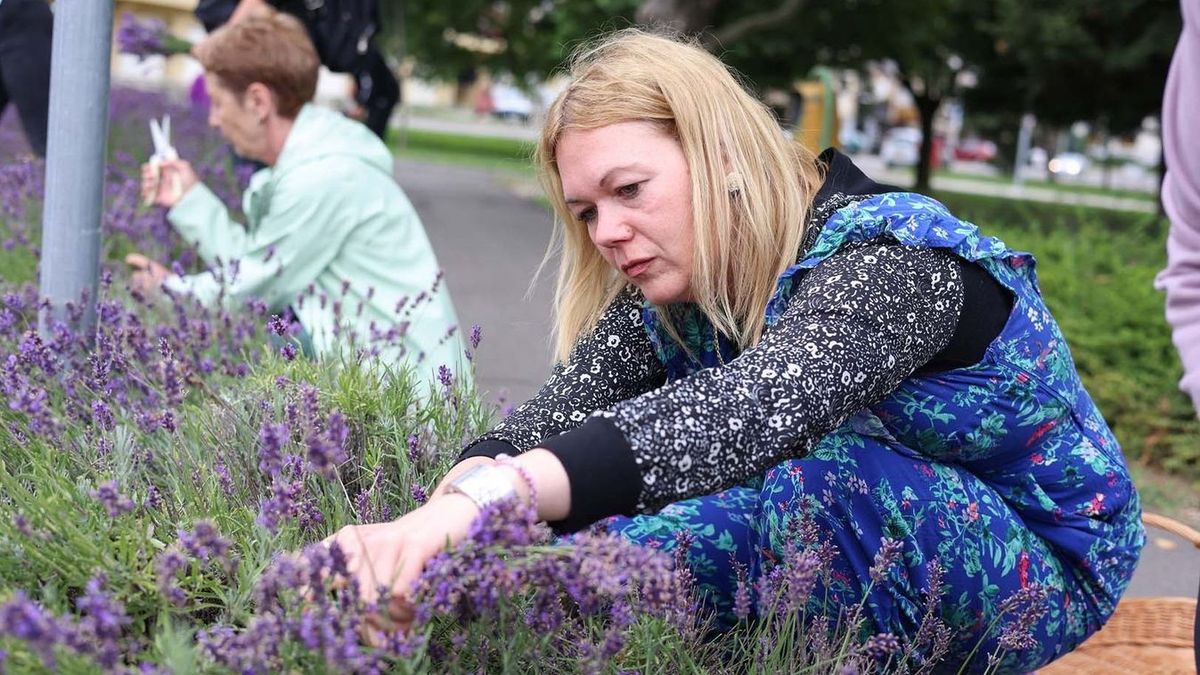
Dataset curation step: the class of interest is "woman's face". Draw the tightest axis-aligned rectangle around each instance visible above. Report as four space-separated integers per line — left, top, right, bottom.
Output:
556 121 696 305
205 74 267 162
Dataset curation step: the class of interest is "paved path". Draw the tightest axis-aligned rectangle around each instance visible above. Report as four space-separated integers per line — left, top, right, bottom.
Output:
396 157 1200 601
395 158 556 407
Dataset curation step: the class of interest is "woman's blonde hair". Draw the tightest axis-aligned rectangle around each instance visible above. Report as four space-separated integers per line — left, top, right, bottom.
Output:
536 29 824 362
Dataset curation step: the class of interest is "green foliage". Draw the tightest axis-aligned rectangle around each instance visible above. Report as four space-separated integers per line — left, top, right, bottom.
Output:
389 128 535 172
379 0 641 82
938 192 1200 479
0 216 39 286
968 0 1180 133
0 345 491 665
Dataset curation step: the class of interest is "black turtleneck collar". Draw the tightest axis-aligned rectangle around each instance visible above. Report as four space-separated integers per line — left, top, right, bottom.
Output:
811 148 901 211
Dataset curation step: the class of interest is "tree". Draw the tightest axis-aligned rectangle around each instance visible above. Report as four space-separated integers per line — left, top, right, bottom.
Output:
376 0 817 90
377 0 641 85
964 0 1179 181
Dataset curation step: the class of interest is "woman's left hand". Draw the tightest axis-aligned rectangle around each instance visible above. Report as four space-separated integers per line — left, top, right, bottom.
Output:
125 253 171 293
322 493 481 628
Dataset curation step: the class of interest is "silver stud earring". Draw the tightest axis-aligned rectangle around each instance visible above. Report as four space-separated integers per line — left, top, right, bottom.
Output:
726 172 744 196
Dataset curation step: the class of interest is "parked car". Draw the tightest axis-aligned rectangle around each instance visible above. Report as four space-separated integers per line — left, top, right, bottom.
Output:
1048 152 1088 178
953 138 997 162
880 127 921 167
838 127 869 155
490 83 535 124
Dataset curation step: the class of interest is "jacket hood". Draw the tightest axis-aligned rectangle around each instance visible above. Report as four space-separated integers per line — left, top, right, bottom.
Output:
274 103 394 175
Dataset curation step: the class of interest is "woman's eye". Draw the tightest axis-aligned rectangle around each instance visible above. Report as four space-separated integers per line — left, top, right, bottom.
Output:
577 208 597 225
617 182 642 198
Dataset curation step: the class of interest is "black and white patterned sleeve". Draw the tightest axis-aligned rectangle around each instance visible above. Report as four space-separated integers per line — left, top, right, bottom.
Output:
540 240 964 526
458 286 666 461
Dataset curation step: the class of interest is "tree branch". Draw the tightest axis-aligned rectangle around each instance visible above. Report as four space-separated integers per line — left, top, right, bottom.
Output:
703 0 807 50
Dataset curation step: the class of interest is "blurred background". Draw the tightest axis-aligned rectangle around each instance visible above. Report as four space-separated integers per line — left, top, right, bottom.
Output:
100 0 1178 207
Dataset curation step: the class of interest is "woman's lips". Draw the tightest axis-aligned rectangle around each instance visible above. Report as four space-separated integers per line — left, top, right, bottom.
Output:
621 257 654 278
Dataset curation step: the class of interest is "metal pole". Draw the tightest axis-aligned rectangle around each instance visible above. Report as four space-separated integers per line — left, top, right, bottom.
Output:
37 0 113 337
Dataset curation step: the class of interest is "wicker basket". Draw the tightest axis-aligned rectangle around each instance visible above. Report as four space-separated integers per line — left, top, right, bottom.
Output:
1038 512 1199 675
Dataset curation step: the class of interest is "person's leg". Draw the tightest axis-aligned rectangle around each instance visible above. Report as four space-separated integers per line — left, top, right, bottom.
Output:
0 0 52 157
755 427 1092 673
353 50 399 140
598 479 763 627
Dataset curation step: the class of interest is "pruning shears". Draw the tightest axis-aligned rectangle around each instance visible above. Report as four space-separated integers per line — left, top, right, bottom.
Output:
145 114 182 205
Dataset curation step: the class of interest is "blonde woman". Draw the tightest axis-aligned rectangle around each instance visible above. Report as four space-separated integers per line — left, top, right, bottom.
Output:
328 30 1144 671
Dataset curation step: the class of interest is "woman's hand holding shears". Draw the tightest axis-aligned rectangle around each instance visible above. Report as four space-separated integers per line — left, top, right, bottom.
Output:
141 115 197 208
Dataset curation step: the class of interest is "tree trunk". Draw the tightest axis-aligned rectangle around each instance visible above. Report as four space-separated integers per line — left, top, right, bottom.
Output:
914 94 940 193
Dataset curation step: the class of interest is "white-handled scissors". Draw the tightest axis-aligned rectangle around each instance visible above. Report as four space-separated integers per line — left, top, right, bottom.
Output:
146 115 182 205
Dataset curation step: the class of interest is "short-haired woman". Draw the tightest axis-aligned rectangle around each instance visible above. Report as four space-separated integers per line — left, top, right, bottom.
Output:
135 11 465 387
326 29 1144 672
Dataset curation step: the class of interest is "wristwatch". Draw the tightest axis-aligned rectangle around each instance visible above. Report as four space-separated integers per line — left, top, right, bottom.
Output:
445 464 518 510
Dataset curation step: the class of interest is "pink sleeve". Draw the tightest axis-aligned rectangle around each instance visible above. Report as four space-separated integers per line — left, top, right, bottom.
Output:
1157 0 1200 412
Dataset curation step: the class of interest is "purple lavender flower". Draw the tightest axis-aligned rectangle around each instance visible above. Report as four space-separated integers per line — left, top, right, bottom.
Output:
437 364 453 388
75 576 130 643
280 342 298 361
11 512 35 538
0 592 64 667
995 584 1050 653
407 433 420 463
257 478 302 534
304 412 349 479
755 540 819 617
116 13 167 59
90 480 136 517
297 497 324 531
144 484 163 511
214 463 234 496
859 632 901 659
411 483 428 505
258 421 290 475
732 560 752 621
159 409 177 433
267 314 288 336
179 520 232 567
90 399 114 431
869 537 904 584
469 324 482 350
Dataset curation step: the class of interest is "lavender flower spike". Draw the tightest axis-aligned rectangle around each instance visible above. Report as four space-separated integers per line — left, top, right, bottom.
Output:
90 480 136 518
116 13 167 59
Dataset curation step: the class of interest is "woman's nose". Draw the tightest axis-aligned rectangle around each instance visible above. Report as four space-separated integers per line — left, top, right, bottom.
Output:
591 207 633 247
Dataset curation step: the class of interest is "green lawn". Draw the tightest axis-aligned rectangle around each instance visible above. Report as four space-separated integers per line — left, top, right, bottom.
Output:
389 128 536 174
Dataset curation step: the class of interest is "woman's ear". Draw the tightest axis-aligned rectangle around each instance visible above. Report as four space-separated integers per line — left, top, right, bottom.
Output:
245 82 276 123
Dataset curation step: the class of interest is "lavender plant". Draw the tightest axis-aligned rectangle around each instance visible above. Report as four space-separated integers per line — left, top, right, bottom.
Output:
116 13 193 61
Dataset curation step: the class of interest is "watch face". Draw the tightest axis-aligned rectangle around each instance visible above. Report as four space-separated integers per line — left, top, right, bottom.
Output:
451 464 518 509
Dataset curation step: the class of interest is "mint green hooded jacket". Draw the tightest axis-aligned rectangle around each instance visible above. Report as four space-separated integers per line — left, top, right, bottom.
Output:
164 104 467 389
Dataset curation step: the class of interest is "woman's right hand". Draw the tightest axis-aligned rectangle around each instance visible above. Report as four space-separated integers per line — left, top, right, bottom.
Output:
140 159 198 208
